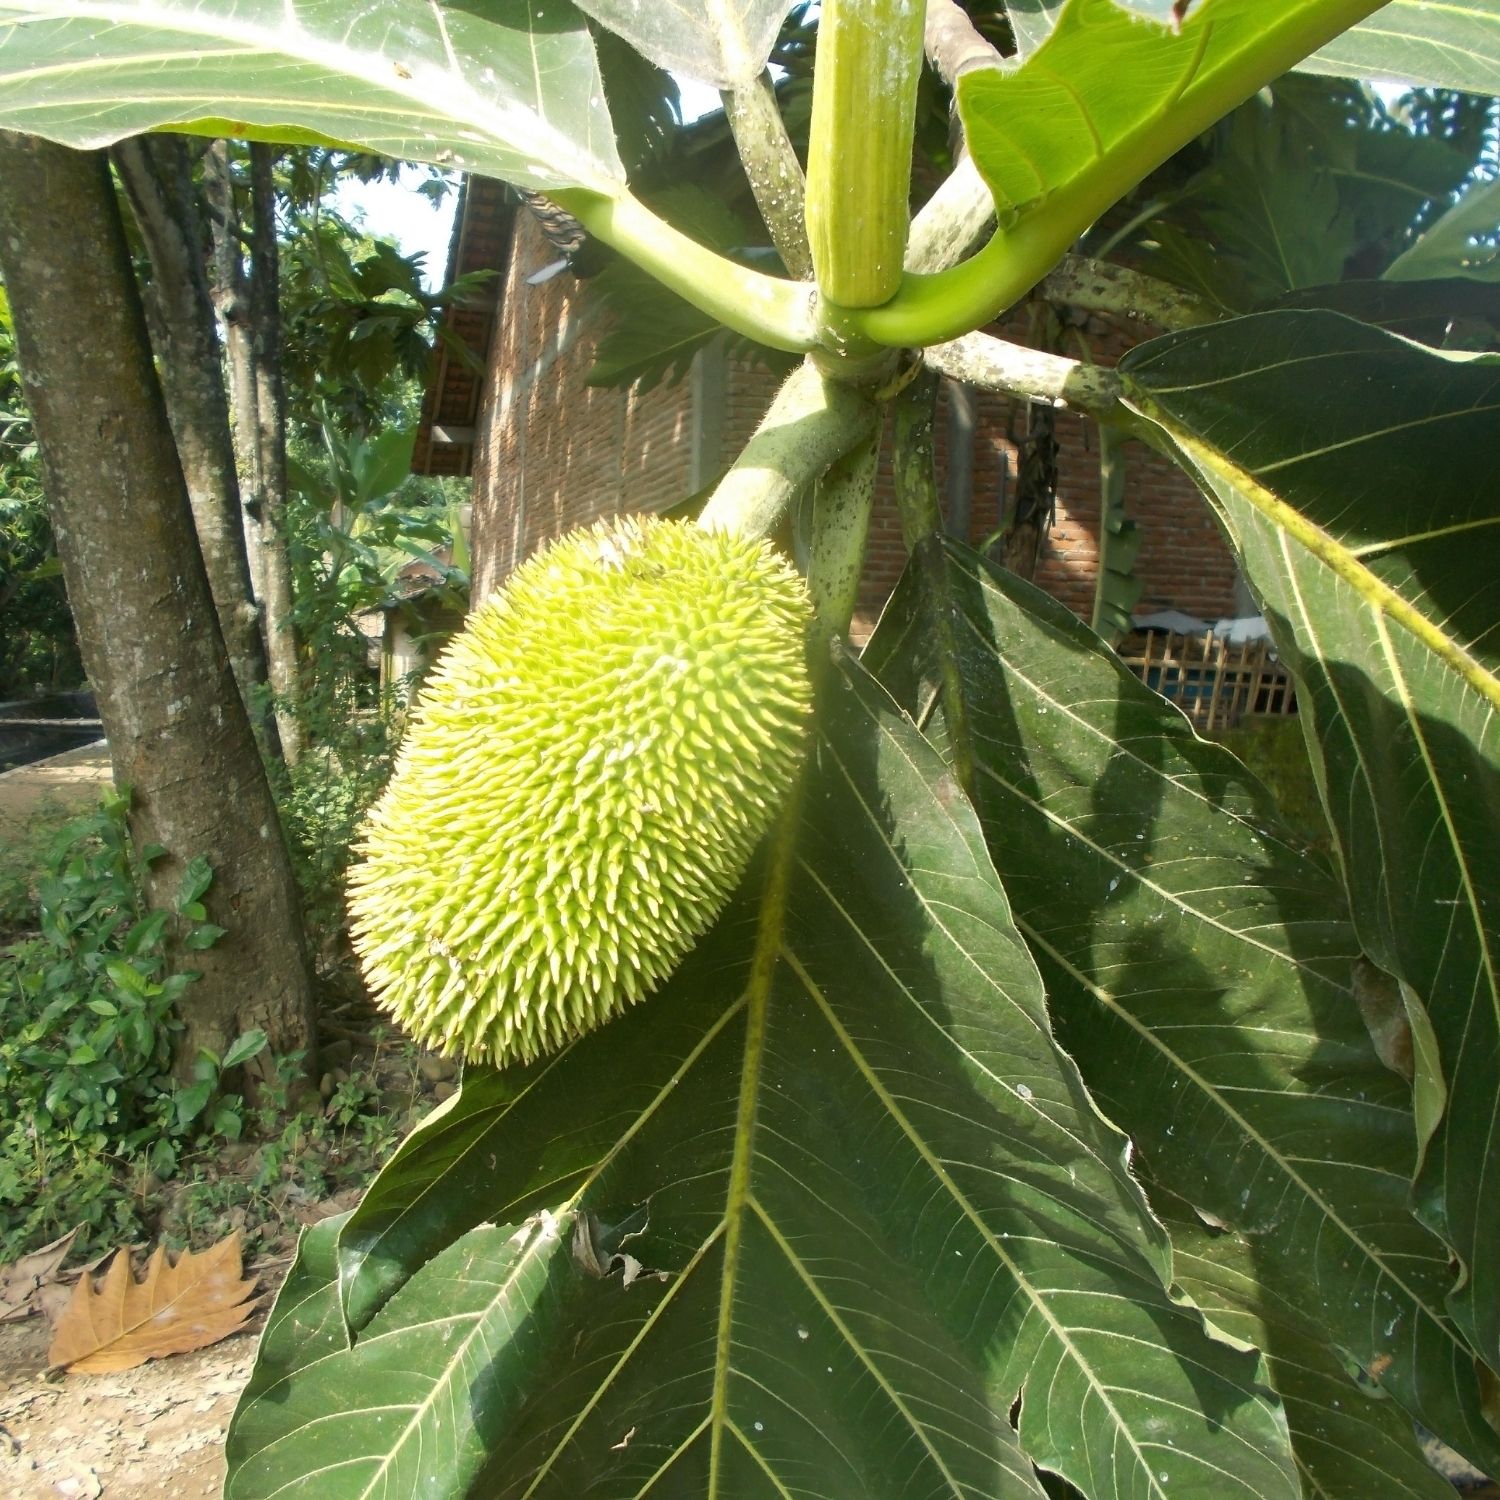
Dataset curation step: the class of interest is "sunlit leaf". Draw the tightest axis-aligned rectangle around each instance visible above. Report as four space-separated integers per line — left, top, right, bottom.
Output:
1120 308 1500 1377
865 537 1500 1477
0 0 624 194
962 0 1388 222
229 659 1303 1500
572 0 796 87
1004 0 1500 98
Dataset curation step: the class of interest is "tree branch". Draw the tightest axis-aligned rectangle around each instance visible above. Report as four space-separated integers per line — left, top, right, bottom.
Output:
697 358 878 541
924 0 1004 88
922 331 1127 425
723 73 813 280
1041 255 1223 331
907 155 995 275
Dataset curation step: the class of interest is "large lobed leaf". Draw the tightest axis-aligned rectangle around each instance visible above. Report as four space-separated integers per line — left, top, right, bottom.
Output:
864 538 1500 1479
0 0 624 193
229 659 1301 1500
1119 310 1500 1377
959 0 1387 229
1148 1188 1456 1500
1003 0 1500 97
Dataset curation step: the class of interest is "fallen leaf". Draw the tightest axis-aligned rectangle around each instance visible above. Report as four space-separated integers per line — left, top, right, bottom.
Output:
46 1233 258 1375
0 1226 79 1323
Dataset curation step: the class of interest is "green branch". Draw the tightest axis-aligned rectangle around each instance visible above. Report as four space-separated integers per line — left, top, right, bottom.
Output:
552 188 817 353
697 358 878 541
841 0 1387 348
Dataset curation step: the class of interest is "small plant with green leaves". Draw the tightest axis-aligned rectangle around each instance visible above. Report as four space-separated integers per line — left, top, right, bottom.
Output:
2 2 1498 1497
0 794 266 1255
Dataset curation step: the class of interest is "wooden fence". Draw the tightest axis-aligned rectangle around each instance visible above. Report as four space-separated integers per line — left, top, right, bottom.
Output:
1118 628 1296 732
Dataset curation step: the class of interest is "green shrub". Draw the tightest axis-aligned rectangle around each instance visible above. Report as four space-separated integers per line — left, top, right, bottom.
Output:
0 791 264 1256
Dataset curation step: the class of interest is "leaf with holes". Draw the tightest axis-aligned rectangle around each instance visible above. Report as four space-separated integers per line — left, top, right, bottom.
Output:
1119 309 1500 1377
227 657 1302 1500
863 539 1500 1477
0 0 623 194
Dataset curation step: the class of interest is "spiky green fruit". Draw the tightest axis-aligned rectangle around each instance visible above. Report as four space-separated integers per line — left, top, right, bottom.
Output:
348 515 812 1067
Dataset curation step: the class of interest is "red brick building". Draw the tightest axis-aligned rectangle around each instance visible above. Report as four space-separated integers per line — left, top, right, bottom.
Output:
420 195 1244 634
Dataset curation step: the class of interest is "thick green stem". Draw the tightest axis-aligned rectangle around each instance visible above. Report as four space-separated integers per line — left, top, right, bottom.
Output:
804 0 927 309
724 74 813 280
891 372 978 804
808 432 880 648
552 188 817 352
843 0 1387 347
697 359 878 542
906 156 995 275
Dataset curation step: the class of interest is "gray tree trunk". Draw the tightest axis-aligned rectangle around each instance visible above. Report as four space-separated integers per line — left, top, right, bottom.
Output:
203 148 271 664
0 131 316 1082
111 133 281 758
246 143 305 765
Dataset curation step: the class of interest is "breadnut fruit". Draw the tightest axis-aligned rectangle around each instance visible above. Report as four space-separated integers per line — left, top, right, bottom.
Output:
348 515 812 1067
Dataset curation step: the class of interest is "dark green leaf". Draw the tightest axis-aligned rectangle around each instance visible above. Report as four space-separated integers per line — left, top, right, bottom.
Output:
1120 309 1500 1377
1148 1187 1455 1500
231 661 1303 1499
174 1079 213 1130
1266 278 1500 347
221 1030 269 1071
228 1214 569 1498
863 539 1500 1476
177 854 213 907
1384 177 1500 284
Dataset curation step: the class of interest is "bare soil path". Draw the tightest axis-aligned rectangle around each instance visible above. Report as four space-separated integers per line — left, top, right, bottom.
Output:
0 741 111 825
0 1285 270 1500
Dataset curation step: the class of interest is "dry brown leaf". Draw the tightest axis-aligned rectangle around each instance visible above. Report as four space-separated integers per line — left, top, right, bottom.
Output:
46 1232 258 1375
0 1226 80 1323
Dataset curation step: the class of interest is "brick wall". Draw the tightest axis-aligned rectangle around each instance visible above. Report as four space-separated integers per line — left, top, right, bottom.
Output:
471 213 1240 626
471 214 696 600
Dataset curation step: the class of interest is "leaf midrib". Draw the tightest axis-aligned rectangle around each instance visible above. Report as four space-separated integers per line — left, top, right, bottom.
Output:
1140 410 1500 712
1015 915 1468 1371
0 1 621 188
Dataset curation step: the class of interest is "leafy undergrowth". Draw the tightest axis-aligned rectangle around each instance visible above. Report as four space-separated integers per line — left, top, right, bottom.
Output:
0 794 440 1265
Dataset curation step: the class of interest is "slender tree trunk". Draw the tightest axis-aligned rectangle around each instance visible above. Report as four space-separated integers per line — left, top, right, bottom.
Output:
0 131 316 1083
246 143 304 764
203 147 270 650
111 133 282 758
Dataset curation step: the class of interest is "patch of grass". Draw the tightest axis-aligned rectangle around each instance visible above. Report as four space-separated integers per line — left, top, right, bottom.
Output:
0 797 76 943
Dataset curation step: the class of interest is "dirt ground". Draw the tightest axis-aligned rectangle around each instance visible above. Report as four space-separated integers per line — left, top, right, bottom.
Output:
0 1285 270 1500
0 742 111 826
